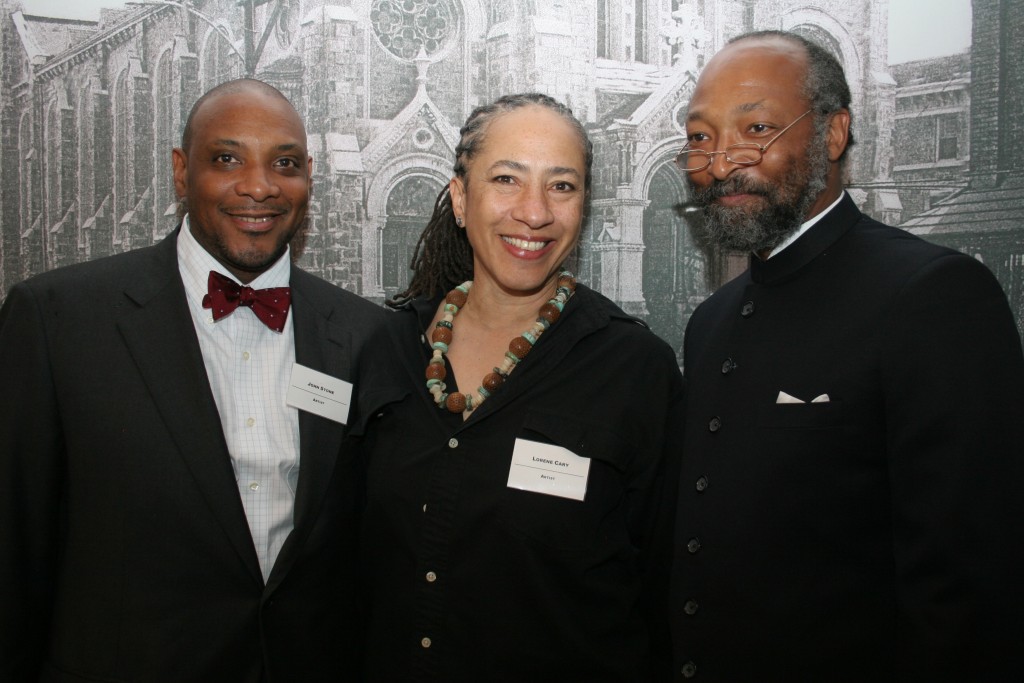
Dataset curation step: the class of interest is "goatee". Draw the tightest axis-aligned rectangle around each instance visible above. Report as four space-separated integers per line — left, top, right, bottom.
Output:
689 141 830 254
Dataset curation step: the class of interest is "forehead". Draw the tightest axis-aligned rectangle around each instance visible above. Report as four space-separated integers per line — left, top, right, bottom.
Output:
188 89 307 151
688 39 809 122
476 106 586 168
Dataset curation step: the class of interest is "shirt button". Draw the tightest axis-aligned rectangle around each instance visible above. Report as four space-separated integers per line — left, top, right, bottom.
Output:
741 301 755 317
681 660 697 678
687 538 701 554
249 482 260 491
708 416 721 432
246 417 255 428
448 438 459 449
421 637 432 648
695 476 708 492
422 503 428 513
721 358 735 374
684 599 699 615
242 351 251 361
425 571 437 583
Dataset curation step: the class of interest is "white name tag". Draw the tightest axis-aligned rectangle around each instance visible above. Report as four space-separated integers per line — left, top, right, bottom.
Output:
507 438 591 501
286 363 352 424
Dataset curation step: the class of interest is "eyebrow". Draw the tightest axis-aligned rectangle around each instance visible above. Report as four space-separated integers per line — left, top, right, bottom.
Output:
486 159 581 179
207 139 303 153
687 100 768 125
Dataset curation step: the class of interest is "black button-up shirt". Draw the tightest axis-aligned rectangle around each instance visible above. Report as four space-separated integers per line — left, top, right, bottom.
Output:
351 285 684 681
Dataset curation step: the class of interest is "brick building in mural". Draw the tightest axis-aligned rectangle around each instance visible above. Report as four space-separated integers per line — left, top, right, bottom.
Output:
1 0 1020 356
902 0 1024 339
890 52 971 220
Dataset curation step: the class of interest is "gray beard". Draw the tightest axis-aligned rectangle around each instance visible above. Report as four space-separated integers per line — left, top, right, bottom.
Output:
689 141 831 254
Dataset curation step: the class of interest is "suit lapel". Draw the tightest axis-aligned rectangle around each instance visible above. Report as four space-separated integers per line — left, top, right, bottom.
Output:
267 270 352 587
116 234 263 585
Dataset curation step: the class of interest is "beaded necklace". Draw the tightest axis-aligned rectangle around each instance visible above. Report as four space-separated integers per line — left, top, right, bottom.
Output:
426 271 577 413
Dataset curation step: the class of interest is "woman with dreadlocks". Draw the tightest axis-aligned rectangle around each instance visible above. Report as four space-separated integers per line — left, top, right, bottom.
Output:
351 93 682 680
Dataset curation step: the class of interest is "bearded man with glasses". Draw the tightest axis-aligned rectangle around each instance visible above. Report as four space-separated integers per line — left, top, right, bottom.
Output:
669 30 1024 682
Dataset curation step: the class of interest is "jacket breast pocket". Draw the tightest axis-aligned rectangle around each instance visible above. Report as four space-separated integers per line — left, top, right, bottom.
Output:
498 410 632 557
757 398 848 430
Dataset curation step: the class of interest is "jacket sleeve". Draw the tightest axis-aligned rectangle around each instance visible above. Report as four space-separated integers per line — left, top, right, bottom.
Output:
0 282 65 680
881 253 1024 679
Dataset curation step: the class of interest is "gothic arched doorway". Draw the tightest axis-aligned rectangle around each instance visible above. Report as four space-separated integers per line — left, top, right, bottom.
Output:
642 163 707 359
382 174 444 299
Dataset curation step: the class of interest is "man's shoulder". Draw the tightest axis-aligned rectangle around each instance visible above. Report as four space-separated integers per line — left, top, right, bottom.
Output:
290 266 384 321
11 239 172 297
842 211 992 288
848 211 958 259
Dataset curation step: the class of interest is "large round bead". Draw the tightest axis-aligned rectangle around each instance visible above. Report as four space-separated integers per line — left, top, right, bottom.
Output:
445 392 466 413
425 363 447 380
446 288 468 308
509 336 532 358
432 326 453 344
482 372 504 392
558 274 576 290
539 302 561 324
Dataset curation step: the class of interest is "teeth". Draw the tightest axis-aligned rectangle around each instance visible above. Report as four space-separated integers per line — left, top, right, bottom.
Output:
502 236 548 251
235 216 274 223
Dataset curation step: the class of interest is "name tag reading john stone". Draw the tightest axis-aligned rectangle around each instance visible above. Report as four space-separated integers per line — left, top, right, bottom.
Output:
286 363 352 424
507 438 591 501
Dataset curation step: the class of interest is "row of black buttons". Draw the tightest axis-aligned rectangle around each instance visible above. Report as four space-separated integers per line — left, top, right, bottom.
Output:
681 303 752 679
680 301 753 679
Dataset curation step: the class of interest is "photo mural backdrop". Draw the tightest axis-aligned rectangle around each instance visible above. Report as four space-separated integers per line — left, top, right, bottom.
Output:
2 0 1021 361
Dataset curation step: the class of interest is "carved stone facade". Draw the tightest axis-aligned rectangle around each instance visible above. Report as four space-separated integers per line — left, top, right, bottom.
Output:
4 0 1011 358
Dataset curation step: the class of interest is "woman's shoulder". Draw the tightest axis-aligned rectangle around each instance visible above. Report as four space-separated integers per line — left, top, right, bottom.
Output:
571 284 680 366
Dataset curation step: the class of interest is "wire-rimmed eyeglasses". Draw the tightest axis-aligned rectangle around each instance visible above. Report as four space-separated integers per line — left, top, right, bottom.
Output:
675 109 814 173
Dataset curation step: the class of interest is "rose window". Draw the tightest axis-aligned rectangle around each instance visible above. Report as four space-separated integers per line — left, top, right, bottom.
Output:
371 0 458 61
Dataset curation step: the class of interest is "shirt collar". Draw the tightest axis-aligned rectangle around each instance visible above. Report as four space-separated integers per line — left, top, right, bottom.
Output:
177 214 291 307
767 190 847 259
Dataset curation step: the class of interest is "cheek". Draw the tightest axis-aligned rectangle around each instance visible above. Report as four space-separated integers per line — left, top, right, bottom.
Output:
284 178 311 203
685 171 713 191
188 175 228 204
557 199 584 227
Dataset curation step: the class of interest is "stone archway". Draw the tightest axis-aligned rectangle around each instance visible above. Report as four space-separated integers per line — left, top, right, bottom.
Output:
381 174 444 299
641 161 705 359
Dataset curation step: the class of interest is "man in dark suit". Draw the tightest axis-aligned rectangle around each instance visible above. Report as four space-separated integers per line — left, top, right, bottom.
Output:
0 79 382 681
670 31 1024 681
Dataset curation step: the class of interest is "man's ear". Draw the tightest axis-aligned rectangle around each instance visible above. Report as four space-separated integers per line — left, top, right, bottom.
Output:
172 148 188 198
826 109 851 163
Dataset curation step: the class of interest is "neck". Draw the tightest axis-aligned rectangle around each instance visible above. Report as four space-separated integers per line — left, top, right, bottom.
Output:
459 275 561 333
803 166 845 224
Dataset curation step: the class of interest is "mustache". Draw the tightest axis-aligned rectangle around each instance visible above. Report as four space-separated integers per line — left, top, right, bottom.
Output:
691 175 775 203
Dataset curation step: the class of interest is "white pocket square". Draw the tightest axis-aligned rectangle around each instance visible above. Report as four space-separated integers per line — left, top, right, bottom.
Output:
776 391 830 404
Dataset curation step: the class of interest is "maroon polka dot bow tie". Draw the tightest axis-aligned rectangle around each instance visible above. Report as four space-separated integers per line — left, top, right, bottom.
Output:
202 271 292 333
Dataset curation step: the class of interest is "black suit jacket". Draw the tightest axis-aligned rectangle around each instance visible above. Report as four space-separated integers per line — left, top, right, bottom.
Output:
0 231 383 682
671 194 1024 681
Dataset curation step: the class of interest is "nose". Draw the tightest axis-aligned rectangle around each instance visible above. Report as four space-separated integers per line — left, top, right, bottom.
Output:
235 163 281 202
511 182 554 229
706 150 741 181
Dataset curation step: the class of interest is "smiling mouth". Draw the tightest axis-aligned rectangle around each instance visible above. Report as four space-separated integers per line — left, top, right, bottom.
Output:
501 236 550 252
224 211 285 227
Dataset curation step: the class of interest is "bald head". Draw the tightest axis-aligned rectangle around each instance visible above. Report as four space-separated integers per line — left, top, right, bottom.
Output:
723 31 855 159
181 79 299 153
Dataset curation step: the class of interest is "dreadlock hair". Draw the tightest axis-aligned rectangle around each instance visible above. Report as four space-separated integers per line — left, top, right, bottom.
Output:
727 30 856 163
387 92 593 308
